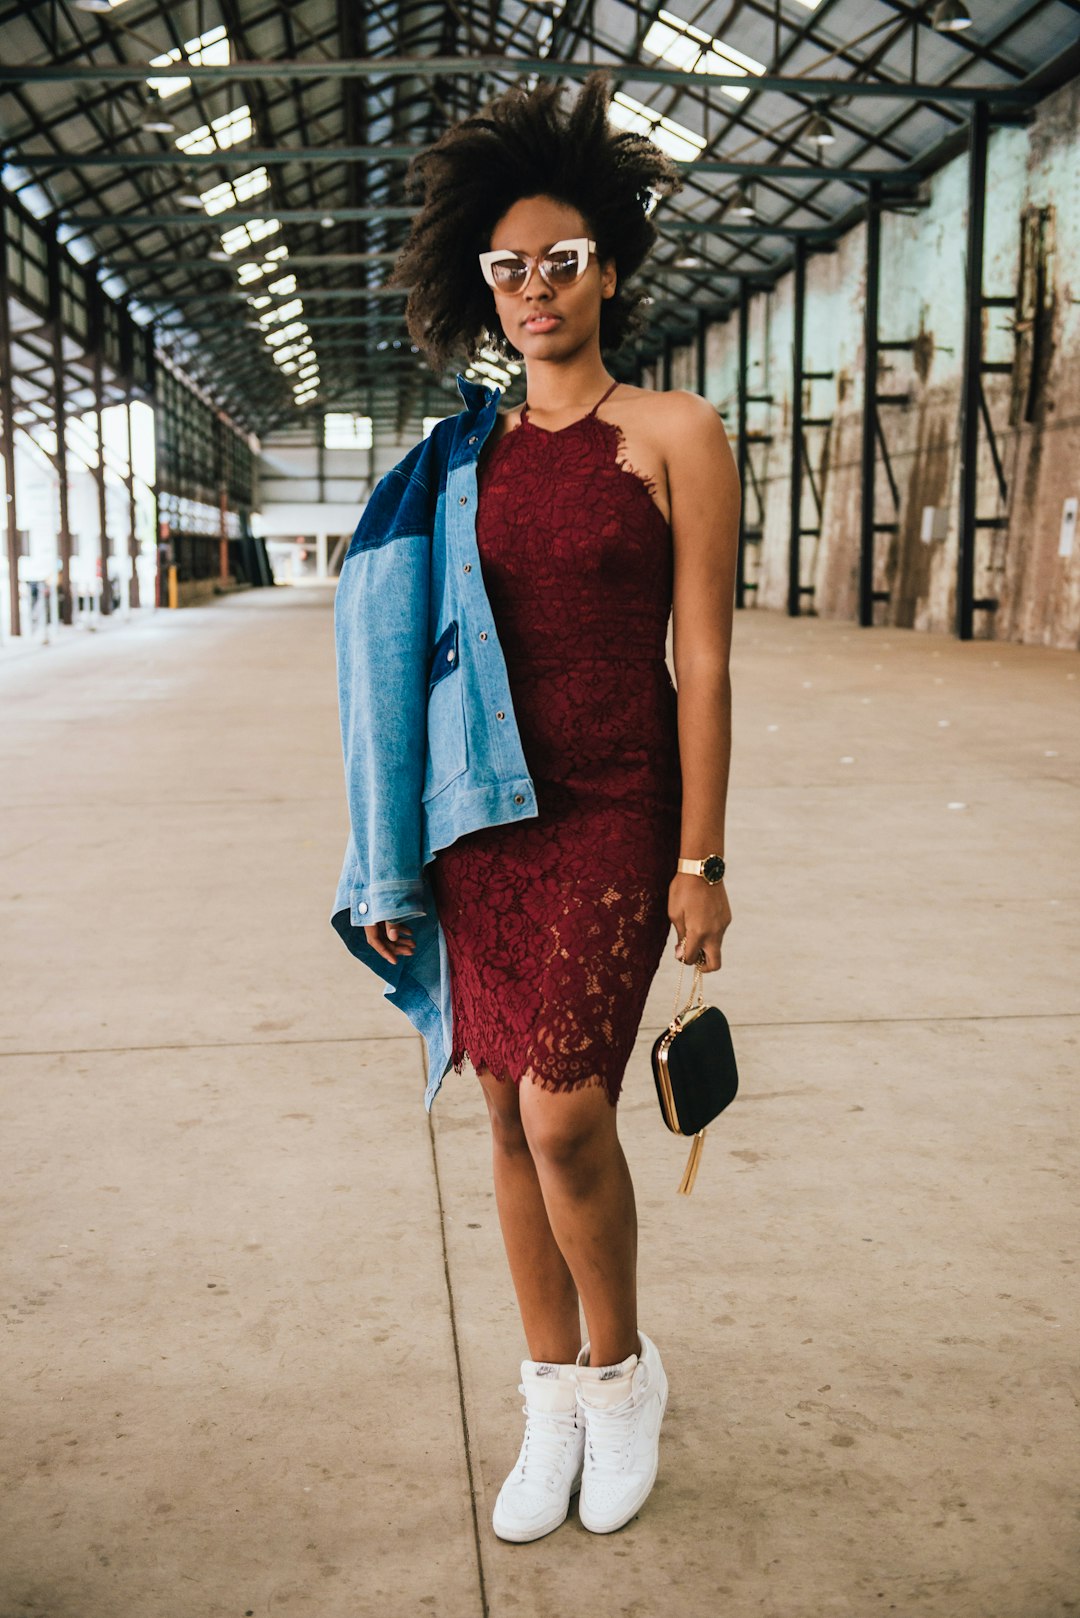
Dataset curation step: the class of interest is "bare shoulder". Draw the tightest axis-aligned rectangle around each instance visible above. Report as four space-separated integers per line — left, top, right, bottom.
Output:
657 388 731 443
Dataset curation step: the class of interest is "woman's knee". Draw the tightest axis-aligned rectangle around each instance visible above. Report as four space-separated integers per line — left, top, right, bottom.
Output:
519 1076 614 1178
477 1068 529 1155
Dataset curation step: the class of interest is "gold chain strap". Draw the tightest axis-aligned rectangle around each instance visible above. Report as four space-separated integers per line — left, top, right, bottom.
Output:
669 952 707 1196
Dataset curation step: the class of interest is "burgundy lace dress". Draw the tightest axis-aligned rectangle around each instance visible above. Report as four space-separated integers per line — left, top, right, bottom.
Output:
428 379 682 1106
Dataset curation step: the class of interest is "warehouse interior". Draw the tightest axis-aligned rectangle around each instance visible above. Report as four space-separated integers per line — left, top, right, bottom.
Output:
1 4 1078 1617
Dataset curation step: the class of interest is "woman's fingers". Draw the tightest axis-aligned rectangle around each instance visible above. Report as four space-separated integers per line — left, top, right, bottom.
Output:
363 921 416 963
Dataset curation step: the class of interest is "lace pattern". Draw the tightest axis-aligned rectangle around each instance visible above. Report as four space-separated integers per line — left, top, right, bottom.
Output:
428 395 682 1106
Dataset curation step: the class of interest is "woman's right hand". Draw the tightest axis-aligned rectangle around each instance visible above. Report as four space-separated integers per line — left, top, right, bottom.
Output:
364 920 416 964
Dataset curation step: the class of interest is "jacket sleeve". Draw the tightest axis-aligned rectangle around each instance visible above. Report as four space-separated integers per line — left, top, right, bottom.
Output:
334 451 432 928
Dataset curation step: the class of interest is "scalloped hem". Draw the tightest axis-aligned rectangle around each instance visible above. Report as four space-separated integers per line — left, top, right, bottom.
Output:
449 1046 621 1107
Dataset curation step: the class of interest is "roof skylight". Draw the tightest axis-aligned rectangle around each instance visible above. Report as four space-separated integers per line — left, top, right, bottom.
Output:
643 9 766 103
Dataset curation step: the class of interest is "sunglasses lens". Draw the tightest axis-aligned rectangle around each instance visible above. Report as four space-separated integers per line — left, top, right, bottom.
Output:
542 248 583 286
490 256 529 289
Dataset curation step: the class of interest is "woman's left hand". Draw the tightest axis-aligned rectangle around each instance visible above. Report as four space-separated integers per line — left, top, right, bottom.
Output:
669 873 732 973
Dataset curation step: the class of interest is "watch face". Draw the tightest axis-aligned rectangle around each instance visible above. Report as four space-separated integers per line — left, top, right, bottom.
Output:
702 855 725 884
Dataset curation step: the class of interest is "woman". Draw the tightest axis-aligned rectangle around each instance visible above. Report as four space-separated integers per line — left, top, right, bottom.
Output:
372 70 739 1541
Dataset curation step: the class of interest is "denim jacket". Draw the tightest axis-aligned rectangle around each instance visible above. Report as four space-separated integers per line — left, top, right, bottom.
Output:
330 371 539 1109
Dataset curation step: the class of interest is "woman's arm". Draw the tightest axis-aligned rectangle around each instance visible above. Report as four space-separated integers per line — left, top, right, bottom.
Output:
664 390 741 973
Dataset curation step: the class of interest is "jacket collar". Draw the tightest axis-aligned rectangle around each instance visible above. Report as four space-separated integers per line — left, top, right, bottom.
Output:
455 371 503 412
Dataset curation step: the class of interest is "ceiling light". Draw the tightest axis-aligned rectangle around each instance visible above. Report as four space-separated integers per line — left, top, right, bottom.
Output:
726 183 756 218
320 215 335 228
177 193 204 209
804 110 835 145
931 0 972 28
140 119 176 134
674 236 703 268
73 0 116 11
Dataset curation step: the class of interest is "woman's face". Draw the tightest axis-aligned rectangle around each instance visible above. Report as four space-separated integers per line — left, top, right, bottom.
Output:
486 194 616 360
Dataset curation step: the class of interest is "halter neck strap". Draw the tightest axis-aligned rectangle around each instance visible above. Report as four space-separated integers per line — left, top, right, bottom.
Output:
521 379 620 423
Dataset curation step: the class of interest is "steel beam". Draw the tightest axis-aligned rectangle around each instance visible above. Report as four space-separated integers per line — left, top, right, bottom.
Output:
46 227 73 625
0 60 1041 103
0 200 20 637
957 102 988 642
736 278 749 612
859 180 882 629
788 241 807 618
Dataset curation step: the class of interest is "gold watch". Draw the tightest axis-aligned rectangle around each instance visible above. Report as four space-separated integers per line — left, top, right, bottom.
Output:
677 854 726 885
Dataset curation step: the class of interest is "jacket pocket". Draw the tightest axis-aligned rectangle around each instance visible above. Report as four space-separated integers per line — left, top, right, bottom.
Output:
423 619 467 800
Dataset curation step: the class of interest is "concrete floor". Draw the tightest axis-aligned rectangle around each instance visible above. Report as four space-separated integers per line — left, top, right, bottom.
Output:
1 584 1077 1618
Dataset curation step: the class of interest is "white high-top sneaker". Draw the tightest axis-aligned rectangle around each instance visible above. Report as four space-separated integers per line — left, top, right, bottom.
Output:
575 1330 669 1533
491 1359 586 1543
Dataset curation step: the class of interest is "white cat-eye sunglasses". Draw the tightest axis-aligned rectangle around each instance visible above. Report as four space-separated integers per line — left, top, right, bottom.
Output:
478 236 596 295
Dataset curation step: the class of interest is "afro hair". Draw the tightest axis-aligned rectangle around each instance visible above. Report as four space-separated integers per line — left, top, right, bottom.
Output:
385 69 684 376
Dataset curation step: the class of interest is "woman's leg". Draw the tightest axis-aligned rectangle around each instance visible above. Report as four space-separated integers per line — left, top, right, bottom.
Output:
517 1072 639 1369
476 1064 582 1364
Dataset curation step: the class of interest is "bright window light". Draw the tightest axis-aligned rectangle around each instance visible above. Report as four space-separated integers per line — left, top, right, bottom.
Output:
198 167 270 216
148 24 229 99
608 91 706 161
294 388 319 405
423 415 453 437
219 217 280 255
324 414 373 449
237 262 265 284
175 105 252 155
265 321 307 347
267 274 297 296
259 297 304 326
248 294 272 309
643 10 766 103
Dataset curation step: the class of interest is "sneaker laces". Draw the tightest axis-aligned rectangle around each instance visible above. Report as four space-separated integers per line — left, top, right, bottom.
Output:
582 1391 638 1479
514 1390 581 1491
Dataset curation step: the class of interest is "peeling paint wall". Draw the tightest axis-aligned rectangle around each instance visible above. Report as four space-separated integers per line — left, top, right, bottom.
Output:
668 74 1080 648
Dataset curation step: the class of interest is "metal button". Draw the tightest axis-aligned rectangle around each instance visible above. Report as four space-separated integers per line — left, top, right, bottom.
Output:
478 631 487 641
358 901 368 914
459 494 467 505
468 435 478 444
514 794 524 804
496 710 505 720
463 563 471 573
447 648 455 661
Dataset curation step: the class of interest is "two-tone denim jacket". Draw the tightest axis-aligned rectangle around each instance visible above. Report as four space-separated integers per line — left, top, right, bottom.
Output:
330 371 538 1110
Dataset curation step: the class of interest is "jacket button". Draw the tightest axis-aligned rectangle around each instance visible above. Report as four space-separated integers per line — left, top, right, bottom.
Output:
496 710 505 720
478 631 487 640
514 794 524 804
468 435 478 444
463 563 471 573
447 648 455 661
358 901 369 914
459 494 467 505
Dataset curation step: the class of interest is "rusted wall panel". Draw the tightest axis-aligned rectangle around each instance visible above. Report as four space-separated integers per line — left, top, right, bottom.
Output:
678 75 1080 647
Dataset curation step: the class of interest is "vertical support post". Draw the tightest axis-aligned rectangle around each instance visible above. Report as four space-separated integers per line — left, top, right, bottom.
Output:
788 239 807 618
957 101 988 642
736 277 750 612
695 306 707 398
662 335 673 393
47 227 73 625
92 297 112 617
125 393 141 609
0 198 21 637
859 179 882 629
317 412 326 502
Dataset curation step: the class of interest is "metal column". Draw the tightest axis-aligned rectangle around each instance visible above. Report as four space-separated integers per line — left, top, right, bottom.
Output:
736 277 749 611
47 227 73 624
0 200 21 637
125 394 141 609
92 293 112 616
859 180 881 628
695 306 708 398
957 102 988 642
788 240 807 617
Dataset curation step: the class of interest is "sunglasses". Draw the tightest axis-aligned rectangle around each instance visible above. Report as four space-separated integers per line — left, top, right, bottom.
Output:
478 236 596 295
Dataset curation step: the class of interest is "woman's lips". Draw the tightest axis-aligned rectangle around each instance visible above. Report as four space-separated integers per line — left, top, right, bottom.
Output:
523 315 562 332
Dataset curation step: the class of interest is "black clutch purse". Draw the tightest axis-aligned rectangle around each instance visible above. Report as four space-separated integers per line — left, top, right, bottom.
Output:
651 958 739 1196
